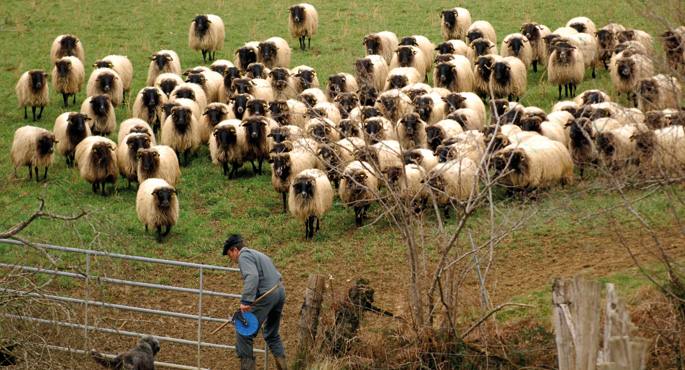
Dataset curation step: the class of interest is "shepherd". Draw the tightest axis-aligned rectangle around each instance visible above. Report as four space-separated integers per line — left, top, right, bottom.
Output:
222 234 287 370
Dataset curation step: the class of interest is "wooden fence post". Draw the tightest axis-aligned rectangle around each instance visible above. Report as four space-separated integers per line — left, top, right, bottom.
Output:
293 274 326 369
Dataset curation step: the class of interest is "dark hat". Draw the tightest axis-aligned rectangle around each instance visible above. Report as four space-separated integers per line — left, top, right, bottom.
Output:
222 234 244 255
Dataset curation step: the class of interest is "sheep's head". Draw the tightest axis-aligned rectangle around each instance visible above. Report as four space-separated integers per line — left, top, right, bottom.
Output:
210 64 229 76
299 92 318 108
568 22 587 33
399 112 423 138
388 74 409 89
363 118 385 143
471 38 492 56
93 60 114 69
354 58 373 80
247 99 268 117
272 153 292 181
492 61 511 85
338 119 361 138
289 5 306 24
490 99 510 117
137 149 160 172
505 36 527 56
616 58 635 80
445 112 469 130
334 92 359 118
292 175 315 200
396 46 417 67
475 55 494 80
426 170 446 194
307 120 331 143
413 96 434 122
151 53 173 70
399 36 419 47
162 102 179 120
306 107 328 120
269 68 291 90
268 127 289 143
269 100 290 124
358 86 378 106
403 149 424 166
37 132 56 156
140 89 161 119
638 78 659 104
442 93 466 112
171 107 192 133
596 30 615 49
317 145 338 167
231 78 253 95
617 30 636 44
241 116 267 143
222 67 242 91
91 142 115 166
246 63 268 79
345 167 372 194
203 105 228 126
66 113 90 143
379 94 399 114
467 30 484 44
435 144 454 163
425 125 445 151
236 46 257 70
327 74 349 98
521 23 540 42
435 42 456 55
543 34 562 54
58 35 79 57
552 42 577 64
258 41 278 65
294 69 317 89
186 72 207 87
441 9 457 29
159 78 179 97
55 59 72 78
630 130 656 160
29 70 48 92
568 118 593 149
403 86 429 102
230 93 251 119
90 95 111 117
173 86 195 101
644 111 667 129
580 91 607 106
126 133 152 157
152 187 177 209
193 15 211 37
661 30 683 51
495 149 528 176
271 141 294 154
383 166 404 189
360 106 381 120
355 147 378 165
363 34 381 55
435 62 456 88
96 70 117 93
519 116 543 133
596 132 616 159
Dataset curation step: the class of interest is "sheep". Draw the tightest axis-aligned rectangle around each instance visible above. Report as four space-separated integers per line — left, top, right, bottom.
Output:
299 87 327 108
519 116 569 147
185 68 224 103
501 33 533 69
339 161 379 226
81 95 116 136
136 178 179 242
442 92 486 125
566 32 599 78
376 89 413 123
233 41 259 72
288 168 333 239
440 7 472 41
435 40 473 61
198 102 230 144
548 42 585 100
363 31 399 65
52 56 84 107
617 29 654 54
268 99 299 126
446 108 484 132
566 16 597 35
161 106 200 165
269 67 298 100
435 130 486 163
132 87 168 135
520 23 551 72
289 3 319 50
316 137 360 186
242 115 275 174
489 99 524 126
336 118 362 139
326 73 358 100
231 78 274 102
116 132 152 187
644 109 685 129
53 112 91 167
546 111 575 129
433 55 474 93
596 123 645 168
636 74 682 112
118 118 155 146
384 67 422 90
50 34 84 64
75 136 118 195
390 45 429 81
423 158 479 218
154 73 185 98
291 65 320 93
404 148 438 171
87 67 124 107
209 59 235 76
632 125 685 172
271 145 322 213
224 93 252 121
358 140 403 174
426 119 464 151
489 57 527 101
473 54 501 97
147 50 182 86
466 21 497 45
137 145 181 186
188 14 225 62
257 36 291 69
163 98 201 126
413 92 447 125
596 23 626 69
661 26 685 72
362 116 396 144
94 55 133 101
11 126 57 181
399 35 435 71
402 83 434 100
170 82 207 113
552 100 579 115
493 135 573 191
574 89 611 107
208 119 247 178
397 113 428 149
306 117 340 143
269 125 304 149
566 117 622 175
16 70 49 121
333 92 360 119
309 101 342 124
469 38 498 58
610 54 654 105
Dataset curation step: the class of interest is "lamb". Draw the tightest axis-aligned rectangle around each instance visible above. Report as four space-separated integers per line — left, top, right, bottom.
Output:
636 74 682 112
466 21 497 45
52 56 84 107
520 23 551 72
81 95 116 136
11 126 57 181
94 55 133 101
15 70 49 121
398 35 435 71
469 38 498 58
199 102 230 144
617 29 654 54
362 117 396 144
289 3 319 50
384 67 422 90
423 158 479 218
390 45 429 81
548 42 585 100
596 123 644 168
397 112 428 149
116 133 152 187
306 117 340 143
137 145 181 186
185 68 223 103
53 112 91 167
333 92 360 119
75 136 118 195
493 135 573 190
632 125 685 172
50 34 85 64
118 118 155 146
258 36 291 68
288 168 333 239
426 119 464 151
404 148 438 171
91 336 160 370
132 87 168 135
440 7 472 41
597 23 627 69
271 146 322 212
433 55 474 93
376 89 413 123
610 53 654 105
339 161 379 226
189 14 225 62
413 92 447 125
326 73 358 100
154 73 185 98
170 82 207 112
87 67 124 107
242 115 275 174
519 116 569 147
489 57 527 101
501 33 533 69
209 119 246 178
566 16 597 35
291 65 320 92
136 178 179 242
161 106 201 165
363 31 399 65
269 68 298 100
442 92 486 126
146 50 182 86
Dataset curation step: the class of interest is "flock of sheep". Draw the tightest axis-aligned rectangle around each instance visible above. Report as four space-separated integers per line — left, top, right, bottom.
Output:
9 3 685 241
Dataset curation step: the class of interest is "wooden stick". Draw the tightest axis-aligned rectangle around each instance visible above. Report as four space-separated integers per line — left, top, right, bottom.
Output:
210 282 282 335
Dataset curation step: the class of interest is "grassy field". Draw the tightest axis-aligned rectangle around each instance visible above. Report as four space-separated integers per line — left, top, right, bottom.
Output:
0 0 684 368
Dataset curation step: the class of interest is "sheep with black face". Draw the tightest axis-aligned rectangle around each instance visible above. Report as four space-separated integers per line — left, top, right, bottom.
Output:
136 178 179 242
199 102 230 144
81 95 116 136
291 65 320 93
53 112 91 167
258 36 291 68
227 93 253 120
390 45 428 81
146 50 182 86
234 41 259 72
473 55 501 97
289 3 319 51
271 146 322 213
161 106 200 166
636 74 682 112
397 112 428 149
425 119 464 151
326 73 358 100
354 55 388 93
137 145 180 186
288 168 333 239
333 93 359 120
489 56 527 101
133 87 168 135
11 126 57 182
209 119 246 178
440 7 472 41
467 21 497 45
94 55 133 101
363 31 399 64
242 116 274 175
116 133 152 188
50 34 85 63
189 14 225 62
376 89 413 123
339 161 379 226
413 93 447 125
16 70 49 121
269 67 297 100
75 136 118 195
520 22 551 72
52 56 84 107
501 33 533 69
548 41 584 100
87 68 123 107
433 55 474 93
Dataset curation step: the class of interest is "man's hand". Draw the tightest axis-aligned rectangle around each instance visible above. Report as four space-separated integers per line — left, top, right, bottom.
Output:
240 303 252 312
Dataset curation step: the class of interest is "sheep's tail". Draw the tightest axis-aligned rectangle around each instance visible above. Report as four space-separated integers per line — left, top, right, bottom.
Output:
91 351 122 369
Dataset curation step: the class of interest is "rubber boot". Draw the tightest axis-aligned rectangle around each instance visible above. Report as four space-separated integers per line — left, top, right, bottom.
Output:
240 356 256 370
274 356 288 370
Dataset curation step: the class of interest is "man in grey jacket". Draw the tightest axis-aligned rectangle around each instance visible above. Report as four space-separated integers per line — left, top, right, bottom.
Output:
223 234 287 370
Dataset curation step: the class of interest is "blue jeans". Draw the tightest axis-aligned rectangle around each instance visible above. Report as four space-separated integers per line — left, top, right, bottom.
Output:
236 286 286 359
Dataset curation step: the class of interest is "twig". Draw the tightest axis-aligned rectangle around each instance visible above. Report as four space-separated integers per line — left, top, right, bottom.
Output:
461 303 532 339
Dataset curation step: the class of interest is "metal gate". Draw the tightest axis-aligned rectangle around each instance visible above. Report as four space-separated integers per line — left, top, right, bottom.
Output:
0 238 268 369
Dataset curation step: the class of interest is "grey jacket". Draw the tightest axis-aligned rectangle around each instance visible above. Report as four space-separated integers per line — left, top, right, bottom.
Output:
238 248 282 305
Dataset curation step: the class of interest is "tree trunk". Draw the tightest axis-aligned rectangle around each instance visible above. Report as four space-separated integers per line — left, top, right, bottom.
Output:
294 274 326 368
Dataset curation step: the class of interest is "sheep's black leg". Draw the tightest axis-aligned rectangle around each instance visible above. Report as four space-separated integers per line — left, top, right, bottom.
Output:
32 106 37 121
72 94 76 105
24 107 27 119
145 225 148 232
37 106 44 120
201 50 207 63
558 85 562 100
92 182 98 194
43 167 48 181
27 165 32 180
281 192 287 213
156 226 163 242
308 37 311 50
222 163 228 176
250 160 258 174
572 83 577 97
355 207 363 227
34 166 39 182
443 206 450 220
63 93 69 107
162 225 171 236
315 217 320 232
229 163 238 179
303 221 309 239
591 66 596 79
258 158 263 175
532 60 538 73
